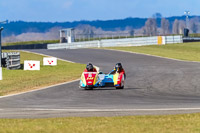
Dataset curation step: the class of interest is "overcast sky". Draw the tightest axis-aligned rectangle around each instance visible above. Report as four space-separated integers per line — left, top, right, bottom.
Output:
0 0 200 22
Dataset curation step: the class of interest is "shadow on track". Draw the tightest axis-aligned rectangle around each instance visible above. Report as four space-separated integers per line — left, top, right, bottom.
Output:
79 87 143 91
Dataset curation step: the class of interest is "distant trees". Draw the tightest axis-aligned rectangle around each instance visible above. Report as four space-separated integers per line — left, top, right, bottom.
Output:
178 20 186 34
161 18 170 35
3 27 60 43
152 13 162 19
189 18 199 33
172 19 180 34
75 24 95 38
82 25 95 38
125 26 135 36
143 18 157 36
129 29 135 36
4 15 200 43
190 21 198 33
172 19 186 34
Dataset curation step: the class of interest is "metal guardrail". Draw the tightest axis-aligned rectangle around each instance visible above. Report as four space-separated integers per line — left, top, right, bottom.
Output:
1 52 21 70
47 35 183 49
165 36 183 44
183 37 200 42
100 37 158 47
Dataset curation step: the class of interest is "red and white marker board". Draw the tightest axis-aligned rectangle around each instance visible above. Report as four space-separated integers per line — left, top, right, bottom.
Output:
24 61 40 70
43 57 57 66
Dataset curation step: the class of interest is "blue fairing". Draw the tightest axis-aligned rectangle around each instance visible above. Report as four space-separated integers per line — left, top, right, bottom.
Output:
79 80 86 87
98 74 114 87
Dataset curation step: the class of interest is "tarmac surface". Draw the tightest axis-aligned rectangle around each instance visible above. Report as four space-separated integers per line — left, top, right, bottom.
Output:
1 49 200 118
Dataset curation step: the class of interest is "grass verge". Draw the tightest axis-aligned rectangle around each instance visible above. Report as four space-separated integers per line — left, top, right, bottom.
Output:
0 50 85 96
0 113 200 133
104 42 200 62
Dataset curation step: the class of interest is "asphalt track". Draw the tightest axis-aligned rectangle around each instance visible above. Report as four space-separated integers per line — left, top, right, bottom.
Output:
1 49 200 118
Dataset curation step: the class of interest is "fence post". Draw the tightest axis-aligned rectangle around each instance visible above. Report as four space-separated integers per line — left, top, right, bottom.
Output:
97 41 101 48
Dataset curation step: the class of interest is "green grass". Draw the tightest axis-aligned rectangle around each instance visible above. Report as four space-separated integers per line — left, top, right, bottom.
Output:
189 33 200 37
0 113 200 133
2 40 59 46
104 42 200 62
0 51 85 96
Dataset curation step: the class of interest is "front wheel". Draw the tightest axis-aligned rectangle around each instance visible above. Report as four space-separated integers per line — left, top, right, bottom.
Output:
85 87 93 90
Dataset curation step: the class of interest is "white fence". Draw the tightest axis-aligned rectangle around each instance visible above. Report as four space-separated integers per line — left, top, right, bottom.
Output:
48 35 183 49
165 36 183 44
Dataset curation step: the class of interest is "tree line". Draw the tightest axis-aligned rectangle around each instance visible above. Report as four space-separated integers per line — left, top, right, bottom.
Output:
141 17 200 36
2 15 200 43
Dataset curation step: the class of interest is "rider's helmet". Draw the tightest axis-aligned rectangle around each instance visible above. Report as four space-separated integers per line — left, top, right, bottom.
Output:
115 63 123 72
86 63 94 71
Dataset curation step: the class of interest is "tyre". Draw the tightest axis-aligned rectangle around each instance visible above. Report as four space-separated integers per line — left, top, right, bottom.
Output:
116 86 124 89
85 87 93 90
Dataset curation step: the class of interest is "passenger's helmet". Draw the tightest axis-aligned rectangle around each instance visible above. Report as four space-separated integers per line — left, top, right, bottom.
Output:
86 63 94 71
115 63 123 72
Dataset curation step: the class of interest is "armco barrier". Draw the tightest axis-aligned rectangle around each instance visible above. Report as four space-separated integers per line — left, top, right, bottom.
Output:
183 37 200 42
47 35 183 50
100 37 158 47
2 43 47 50
165 36 183 44
48 40 99 49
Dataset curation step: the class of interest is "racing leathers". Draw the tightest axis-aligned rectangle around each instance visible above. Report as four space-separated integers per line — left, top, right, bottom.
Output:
110 68 126 79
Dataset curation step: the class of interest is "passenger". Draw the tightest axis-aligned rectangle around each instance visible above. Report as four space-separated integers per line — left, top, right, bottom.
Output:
84 63 97 72
110 63 126 79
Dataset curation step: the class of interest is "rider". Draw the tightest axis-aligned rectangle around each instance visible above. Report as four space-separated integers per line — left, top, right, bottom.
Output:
84 63 97 72
110 63 126 79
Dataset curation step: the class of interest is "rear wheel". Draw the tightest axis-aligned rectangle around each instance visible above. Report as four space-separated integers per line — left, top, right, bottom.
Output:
116 86 124 89
116 74 125 89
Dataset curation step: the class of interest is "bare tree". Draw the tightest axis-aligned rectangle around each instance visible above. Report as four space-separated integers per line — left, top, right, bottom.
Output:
152 13 162 19
178 20 186 34
3 27 61 43
172 19 179 34
129 29 135 36
144 18 157 36
75 24 95 39
161 18 170 35
125 26 134 36
189 18 199 33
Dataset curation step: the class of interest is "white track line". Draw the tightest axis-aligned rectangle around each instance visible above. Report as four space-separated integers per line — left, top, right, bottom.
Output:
104 48 200 63
4 108 200 112
0 79 80 99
